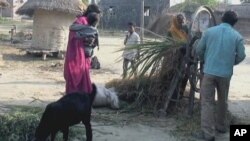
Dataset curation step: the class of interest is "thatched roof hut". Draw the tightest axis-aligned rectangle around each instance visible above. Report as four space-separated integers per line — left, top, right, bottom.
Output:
16 0 86 17
16 0 87 56
0 0 9 7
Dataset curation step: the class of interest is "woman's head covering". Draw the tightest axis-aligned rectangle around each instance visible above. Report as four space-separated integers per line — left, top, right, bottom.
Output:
169 15 188 42
84 4 101 16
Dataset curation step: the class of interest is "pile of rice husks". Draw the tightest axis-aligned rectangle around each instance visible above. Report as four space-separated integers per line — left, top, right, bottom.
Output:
107 37 186 113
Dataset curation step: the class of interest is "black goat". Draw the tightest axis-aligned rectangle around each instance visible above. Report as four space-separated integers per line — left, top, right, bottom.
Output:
34 84 97 141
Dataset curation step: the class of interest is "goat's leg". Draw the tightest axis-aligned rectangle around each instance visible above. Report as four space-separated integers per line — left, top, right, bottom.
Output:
83 116 92 141
84 122 92 141
50 131 56 141
62 127 69 141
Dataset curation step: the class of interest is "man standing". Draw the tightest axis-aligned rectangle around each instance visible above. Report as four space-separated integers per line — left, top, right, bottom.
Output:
195 11 246 141
122 22 140 78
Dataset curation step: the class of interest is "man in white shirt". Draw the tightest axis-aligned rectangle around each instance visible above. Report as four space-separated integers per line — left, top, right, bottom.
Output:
122 22 140 78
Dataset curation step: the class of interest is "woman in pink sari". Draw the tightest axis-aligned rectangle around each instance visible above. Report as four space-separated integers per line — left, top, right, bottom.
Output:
64 4 100 94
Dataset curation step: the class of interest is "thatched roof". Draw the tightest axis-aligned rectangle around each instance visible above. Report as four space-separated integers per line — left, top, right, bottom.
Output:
16 0 87 16
0 0 9 7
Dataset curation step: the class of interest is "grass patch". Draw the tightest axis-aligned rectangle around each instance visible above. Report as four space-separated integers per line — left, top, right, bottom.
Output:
0 18 31 25
0 18 33 31
0 33 10 41
169 102 236 140
170 104 201 137
0 106 43 141
0 105 87 141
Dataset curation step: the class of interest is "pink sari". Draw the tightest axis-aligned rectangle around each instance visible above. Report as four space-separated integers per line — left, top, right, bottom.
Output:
64 16 92 94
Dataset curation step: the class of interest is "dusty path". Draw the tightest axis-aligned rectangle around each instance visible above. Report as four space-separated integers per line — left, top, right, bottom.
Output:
0 36 181 141
0 36 124 105
228 46 250 123
0 36 249 141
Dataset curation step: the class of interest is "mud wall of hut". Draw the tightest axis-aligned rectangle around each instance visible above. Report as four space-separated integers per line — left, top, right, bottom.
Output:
98 0 170 30
227 4 250 40
214 15 250 40
214 4 250 42
32 9 75 51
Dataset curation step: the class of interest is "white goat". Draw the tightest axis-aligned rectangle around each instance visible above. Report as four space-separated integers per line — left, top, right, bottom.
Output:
93 84 119 109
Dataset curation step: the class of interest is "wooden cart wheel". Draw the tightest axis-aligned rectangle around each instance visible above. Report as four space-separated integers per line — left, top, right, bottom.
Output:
187 6 217 116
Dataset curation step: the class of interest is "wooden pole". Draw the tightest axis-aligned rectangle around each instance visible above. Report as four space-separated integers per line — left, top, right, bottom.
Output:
140 0 144 43
0 7 2 18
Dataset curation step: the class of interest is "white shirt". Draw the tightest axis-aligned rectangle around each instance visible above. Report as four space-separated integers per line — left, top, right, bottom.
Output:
122 32 140 60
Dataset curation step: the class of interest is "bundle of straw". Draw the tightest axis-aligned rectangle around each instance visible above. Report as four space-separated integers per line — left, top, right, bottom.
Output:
109 37 185 112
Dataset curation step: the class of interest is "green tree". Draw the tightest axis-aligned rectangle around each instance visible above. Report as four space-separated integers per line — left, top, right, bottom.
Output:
82 0 88 4
241 0 250 3
186 0 219 7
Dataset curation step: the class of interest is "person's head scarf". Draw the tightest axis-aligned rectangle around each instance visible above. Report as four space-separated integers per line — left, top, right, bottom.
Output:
84 4 101 16
169 15 188 43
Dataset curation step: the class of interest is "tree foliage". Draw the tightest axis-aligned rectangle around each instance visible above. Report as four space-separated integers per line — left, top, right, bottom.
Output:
82 0 88 4
169 0 219 13
241 0 250 3
186 0 219 7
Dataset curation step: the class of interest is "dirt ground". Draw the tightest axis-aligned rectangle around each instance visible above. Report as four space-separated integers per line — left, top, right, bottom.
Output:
0 36 250 141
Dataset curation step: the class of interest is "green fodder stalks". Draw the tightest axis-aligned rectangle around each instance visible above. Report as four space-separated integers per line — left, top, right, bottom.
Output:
0 106 42 141
113 37 186 113
0 105 87 141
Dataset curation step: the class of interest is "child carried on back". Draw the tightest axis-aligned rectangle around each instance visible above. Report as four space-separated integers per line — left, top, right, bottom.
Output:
70 12 99 57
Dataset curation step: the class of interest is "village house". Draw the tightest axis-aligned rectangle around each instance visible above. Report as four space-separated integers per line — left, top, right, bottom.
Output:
97 0 170 30
1 0 27 18
16 0 86 60
226 3 250 41
213 2 250 42
0 0 9 7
